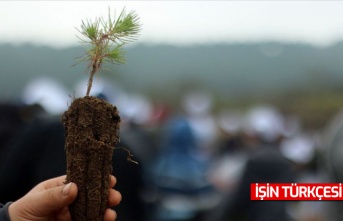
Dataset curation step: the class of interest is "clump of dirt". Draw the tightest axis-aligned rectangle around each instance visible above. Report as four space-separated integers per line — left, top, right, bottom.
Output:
63 96 120 221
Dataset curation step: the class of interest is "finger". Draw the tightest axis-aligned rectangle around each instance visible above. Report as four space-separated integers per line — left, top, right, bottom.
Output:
109 175 117 188
103 208 117 221
107 188 122 207
42 175 67 190
30 175 67 192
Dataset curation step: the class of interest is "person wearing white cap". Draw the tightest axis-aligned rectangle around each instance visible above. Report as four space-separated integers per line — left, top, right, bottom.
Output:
223 105 296 221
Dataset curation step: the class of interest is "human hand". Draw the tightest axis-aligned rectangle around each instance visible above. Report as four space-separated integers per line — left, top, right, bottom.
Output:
8 175 121 221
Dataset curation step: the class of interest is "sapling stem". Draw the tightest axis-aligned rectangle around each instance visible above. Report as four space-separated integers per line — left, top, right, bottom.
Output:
86 60 101 96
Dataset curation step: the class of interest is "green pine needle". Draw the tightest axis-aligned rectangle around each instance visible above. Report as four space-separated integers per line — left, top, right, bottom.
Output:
75 7 142 96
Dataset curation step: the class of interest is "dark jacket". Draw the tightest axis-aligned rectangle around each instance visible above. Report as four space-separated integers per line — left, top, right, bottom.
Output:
0 203 12 221
226 144 296 221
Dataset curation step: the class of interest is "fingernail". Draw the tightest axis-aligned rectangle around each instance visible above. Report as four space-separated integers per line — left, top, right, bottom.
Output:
63 183 72 196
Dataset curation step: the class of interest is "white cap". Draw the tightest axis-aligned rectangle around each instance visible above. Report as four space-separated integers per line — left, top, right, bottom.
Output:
182 90 213 116
280 135 315 164
217 109 242 134
22 77 69 115
243 105 285 142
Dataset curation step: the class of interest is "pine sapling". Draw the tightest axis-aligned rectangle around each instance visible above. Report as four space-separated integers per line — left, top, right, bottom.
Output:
63 8 141 221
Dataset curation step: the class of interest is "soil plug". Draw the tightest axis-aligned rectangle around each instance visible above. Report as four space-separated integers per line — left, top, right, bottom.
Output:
63 8 141 221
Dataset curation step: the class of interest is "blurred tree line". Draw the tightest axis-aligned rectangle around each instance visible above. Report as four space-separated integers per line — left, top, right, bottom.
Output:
2 42 343 130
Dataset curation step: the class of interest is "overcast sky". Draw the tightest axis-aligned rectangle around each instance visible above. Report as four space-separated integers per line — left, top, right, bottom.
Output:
1 1 343 48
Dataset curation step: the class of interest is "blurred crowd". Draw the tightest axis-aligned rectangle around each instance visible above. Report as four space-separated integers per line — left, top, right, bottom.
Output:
0 77 342 221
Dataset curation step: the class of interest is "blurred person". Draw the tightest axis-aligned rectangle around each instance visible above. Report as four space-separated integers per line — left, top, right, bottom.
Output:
321 108 343 221
215 109 244 154
182 90 218 157
151 116 218 221
21 77 70 116
117 92 160 218
119 92 157 168
281 132 324 221
0 100 46 152
203 109 248 221
217 105 296 221
0 102 46 180
0 116 70 203
0 175 121 221
0 103 26 150
206 109 247 199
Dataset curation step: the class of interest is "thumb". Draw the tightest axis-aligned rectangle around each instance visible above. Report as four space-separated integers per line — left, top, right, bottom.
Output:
41 182 77 212
26 182 78 216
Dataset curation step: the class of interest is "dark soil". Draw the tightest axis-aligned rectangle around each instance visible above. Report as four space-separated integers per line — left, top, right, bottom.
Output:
63 96 120 221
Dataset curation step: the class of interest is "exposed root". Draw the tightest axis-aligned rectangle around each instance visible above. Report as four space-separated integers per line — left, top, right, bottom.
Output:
115 147 138 164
